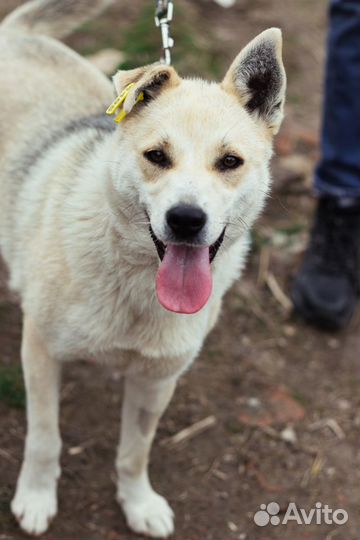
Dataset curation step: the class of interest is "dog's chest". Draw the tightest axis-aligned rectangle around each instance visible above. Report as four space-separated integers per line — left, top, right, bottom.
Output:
55 282 209 365
48 239 246 366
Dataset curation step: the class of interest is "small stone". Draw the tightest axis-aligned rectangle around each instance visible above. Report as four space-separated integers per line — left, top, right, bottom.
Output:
326 467 336 478
213 0 236 6
337 398 351 411
280 426 297 444
228 521 238 532
247 397 261 408
223 453 236 463
283 324 296 337
68 446 84 456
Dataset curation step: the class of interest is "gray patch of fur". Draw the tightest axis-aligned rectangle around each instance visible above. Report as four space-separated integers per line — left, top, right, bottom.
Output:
234 42 283 120
14 112 115 179
2 113 115 255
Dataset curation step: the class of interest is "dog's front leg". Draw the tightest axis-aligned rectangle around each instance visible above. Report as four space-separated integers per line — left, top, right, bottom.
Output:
11 316 61 536
116 374 177 538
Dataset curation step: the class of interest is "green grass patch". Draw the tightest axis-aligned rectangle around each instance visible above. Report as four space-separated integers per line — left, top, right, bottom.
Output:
251 229 271 252
276 223 306 236
0 365 25 409
118 3 222 79
72 4 224 79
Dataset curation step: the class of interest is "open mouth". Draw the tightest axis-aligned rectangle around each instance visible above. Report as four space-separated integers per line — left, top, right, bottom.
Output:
149 226 226 263
150 226 226 315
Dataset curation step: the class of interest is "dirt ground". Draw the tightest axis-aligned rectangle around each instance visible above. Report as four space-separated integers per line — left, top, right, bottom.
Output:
0 1 359 539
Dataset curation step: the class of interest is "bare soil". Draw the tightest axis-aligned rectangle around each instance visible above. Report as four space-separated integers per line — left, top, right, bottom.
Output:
0 1 359 539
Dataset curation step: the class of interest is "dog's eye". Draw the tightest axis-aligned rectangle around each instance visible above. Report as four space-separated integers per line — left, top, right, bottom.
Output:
144 149 171 168
217 154 244 171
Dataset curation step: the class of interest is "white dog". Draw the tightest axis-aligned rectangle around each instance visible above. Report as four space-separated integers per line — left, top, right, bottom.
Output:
0 0 286 537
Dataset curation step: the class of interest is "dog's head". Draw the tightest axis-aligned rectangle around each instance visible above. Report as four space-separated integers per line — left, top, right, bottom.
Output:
108 28 286 315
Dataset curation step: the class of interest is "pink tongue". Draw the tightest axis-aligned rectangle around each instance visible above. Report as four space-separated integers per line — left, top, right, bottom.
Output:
156 244 212 314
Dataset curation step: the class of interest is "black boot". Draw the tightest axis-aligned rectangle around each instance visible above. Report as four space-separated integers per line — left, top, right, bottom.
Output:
291 197 360 330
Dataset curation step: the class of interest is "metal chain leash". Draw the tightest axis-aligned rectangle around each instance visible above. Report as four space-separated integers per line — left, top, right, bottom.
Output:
155 0 174 65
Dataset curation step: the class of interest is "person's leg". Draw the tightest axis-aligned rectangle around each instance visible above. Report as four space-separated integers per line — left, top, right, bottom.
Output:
292 0 360 330
315 0 360 198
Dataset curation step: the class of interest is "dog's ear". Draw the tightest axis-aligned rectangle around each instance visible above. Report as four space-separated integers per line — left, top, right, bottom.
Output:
112 63 181 115
222 28 286 134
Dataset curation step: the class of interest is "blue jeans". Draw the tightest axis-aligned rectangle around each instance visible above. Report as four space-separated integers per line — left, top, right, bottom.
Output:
315 0 360 198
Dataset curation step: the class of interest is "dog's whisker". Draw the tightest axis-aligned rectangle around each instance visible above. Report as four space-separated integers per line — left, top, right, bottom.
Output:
234 215 250 229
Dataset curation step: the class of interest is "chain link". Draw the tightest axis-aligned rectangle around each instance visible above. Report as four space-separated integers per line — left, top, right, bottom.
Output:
155 0 174 65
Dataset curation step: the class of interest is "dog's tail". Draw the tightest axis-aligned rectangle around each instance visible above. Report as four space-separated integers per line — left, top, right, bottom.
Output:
2 0 114 40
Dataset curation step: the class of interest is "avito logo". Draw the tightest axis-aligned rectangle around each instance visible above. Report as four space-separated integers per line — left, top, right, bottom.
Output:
254 501 348 527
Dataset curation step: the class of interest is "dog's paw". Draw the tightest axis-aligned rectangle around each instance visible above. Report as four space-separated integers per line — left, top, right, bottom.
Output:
11 486 57 536
120 491 174 538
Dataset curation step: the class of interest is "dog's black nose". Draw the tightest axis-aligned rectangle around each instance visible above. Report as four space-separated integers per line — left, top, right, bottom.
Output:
166 204 207 239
